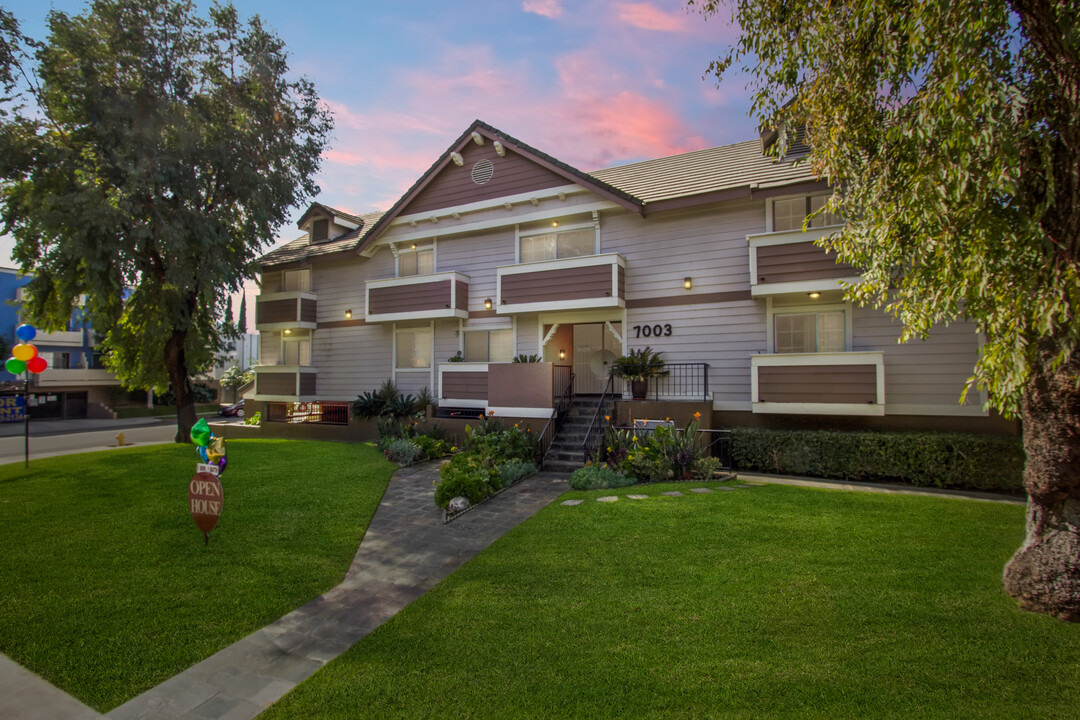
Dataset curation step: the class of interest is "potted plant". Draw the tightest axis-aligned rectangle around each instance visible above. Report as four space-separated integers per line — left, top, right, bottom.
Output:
610 346 668 400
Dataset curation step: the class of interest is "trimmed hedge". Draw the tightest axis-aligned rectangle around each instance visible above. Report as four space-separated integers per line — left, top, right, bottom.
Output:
731 428 1024 492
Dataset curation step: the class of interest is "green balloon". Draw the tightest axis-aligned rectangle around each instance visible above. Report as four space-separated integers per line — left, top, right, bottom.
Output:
190 417 212 447
5 357 26 374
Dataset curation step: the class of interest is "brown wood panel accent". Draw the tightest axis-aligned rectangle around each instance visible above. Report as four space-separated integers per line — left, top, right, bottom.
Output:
442 371 488 401
626 290 753 309
501 265 613 305
489 363 553 409
405 143 568 215
299 298 317 324
758 364 877 404
257 298 297 325
258 372 297 395
455 280 468 312
756 241 856 284
369 279 453 315
468 309 497 319
299 373 316 396
617 265 625 299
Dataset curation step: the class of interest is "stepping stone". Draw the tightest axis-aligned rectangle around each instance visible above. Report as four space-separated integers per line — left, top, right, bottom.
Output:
690 488 713 493
562 499 584 506
627 494 648 500
597 496 619 502
732 484 753 488
661 491 683 497
716 486 736 491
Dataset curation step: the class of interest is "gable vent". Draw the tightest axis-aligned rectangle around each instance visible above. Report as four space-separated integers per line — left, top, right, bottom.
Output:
471 158 494 185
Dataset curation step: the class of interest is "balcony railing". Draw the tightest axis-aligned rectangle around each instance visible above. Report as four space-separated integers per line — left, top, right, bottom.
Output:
633 363 710 402
496 253 625 314
31 368 115 387
438 362 570 418
750 351 884 416
253 366 317 399
747 225 857 296
365 271 469 323
255 291 317 331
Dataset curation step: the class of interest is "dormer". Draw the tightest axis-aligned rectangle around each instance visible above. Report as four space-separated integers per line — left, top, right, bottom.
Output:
297 202 365 245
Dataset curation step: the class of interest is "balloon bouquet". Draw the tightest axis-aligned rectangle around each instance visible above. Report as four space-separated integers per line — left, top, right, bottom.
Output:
189 417 227 475
5 324 49 376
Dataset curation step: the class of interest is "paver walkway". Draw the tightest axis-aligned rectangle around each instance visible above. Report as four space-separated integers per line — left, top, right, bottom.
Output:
0 462 568 720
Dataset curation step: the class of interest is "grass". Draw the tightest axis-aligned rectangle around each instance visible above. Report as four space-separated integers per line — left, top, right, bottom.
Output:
265 483 1080 720
0 440 394 711
112 402 220 418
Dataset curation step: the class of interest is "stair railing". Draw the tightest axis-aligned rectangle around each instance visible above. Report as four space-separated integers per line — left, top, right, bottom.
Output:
581 374 617 463
536 369 575 469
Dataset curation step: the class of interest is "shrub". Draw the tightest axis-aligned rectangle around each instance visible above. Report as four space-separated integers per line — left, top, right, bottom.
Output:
730 428 1024 491
692 456 722 479
569 464 636 490
435 453 500 508
383 438 423 466
511 353 542 363
413 434 451 460
499 461 537 487
462 422 536 464
244 411 261 426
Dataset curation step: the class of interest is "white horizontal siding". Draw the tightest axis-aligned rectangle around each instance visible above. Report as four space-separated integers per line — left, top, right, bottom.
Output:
260 331 281 366
310 323 393 399
435 227 515 315
312 252 394 322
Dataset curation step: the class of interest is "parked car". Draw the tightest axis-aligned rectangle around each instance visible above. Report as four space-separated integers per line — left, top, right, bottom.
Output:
219 400 244 418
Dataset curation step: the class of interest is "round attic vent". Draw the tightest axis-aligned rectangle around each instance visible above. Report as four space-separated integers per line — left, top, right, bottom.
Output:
471 158 494 185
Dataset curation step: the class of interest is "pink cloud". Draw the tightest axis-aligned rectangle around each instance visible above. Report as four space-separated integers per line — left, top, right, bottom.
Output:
614 2 691 33
523 0 563 19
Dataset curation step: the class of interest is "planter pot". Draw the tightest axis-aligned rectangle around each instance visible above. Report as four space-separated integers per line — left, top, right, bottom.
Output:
630 380 648 400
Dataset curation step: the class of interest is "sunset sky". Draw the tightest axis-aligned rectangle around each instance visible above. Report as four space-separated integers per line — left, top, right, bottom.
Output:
2 0 750 257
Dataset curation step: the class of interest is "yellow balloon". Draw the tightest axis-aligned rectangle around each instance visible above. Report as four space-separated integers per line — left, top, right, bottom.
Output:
12 344 37 362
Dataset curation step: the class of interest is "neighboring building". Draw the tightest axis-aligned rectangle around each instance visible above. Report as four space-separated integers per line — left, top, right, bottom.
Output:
250 120 1013 438
0 267 122 419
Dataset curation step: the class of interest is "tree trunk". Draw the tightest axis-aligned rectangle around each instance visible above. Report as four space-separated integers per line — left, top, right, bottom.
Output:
1003 341 1080 621
164 329 197 444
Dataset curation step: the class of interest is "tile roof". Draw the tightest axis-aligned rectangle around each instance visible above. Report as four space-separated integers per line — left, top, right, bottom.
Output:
588 139 818 206
297 202 368 228
259 210 385 267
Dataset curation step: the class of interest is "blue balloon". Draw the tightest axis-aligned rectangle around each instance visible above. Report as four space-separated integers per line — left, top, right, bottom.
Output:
15 324 36 342
197 445 209 463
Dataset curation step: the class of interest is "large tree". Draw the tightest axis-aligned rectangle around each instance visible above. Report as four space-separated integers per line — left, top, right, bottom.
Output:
694 0 1080 620
0 0 331 440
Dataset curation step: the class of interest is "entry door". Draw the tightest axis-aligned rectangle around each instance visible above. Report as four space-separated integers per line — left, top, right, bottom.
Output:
573 322 621 394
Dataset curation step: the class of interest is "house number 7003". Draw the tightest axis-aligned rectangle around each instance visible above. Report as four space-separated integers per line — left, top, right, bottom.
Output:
632 324 673 338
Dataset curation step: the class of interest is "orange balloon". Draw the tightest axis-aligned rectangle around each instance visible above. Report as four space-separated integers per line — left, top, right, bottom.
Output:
12 344 37 362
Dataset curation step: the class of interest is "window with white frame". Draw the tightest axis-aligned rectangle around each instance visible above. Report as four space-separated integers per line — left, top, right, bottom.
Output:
772 195 842 232
464 329 513 362
282 268 311 292
282 337 311 366
395 329 432 369
774 311 845 353
520 227 595 263
398 244 434 277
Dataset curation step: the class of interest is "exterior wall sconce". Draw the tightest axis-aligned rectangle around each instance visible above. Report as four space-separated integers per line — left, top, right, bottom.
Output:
411 243 417 249
552 220 559 228
284 328 292 335
683 277 693 290
559 349 566 360
484 298 493 310
345 309 352 319
808 292 821 299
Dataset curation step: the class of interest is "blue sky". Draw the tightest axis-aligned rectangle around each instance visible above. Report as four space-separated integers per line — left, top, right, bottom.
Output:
1 0 750 258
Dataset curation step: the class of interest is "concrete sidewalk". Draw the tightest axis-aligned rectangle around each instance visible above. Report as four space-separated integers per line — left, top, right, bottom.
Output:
0 416 171 438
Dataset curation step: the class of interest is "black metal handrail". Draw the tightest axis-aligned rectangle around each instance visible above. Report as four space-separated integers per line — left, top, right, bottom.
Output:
536 368 575 468
581 374 617 463
648 363 710 401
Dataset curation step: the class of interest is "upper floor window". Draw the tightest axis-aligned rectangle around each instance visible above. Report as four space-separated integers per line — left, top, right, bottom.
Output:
282 336 311 366
464 329 513 362
772 195 842 232
395 329 432 369
282 268 311 292
311 218 330 243
520 227 595 263
774 311 845 353
399 247 434 277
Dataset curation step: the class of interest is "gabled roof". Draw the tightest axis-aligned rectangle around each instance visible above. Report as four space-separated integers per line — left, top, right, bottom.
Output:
354 119 645 254
297 202 366 228
259 210 385 267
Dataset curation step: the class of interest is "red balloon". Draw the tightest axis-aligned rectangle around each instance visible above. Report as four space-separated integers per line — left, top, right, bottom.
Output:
26 356 47 373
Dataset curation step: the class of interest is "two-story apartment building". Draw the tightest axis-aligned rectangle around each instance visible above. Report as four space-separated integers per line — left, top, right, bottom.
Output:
250 120 1013 436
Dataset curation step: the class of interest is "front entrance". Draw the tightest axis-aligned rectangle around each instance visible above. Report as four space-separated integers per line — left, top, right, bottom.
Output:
572 322 622 394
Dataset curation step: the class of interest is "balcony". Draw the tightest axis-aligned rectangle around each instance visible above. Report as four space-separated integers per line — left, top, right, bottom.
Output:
748 226 858 296
255 291 317 331
253 366 317 400
496 253 625 315
32 368 115 387
22 328 84 347
365 271 469 323
750 351 884 416
438 362 566 418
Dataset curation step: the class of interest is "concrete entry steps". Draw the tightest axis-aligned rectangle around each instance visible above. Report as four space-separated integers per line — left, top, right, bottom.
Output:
543 394 615 473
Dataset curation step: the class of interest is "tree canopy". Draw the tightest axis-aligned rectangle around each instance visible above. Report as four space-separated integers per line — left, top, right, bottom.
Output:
0 0 332 438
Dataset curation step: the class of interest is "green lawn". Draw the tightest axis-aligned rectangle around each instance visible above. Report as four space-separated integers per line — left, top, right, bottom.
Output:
0 440 394 711
265 483 1080 719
